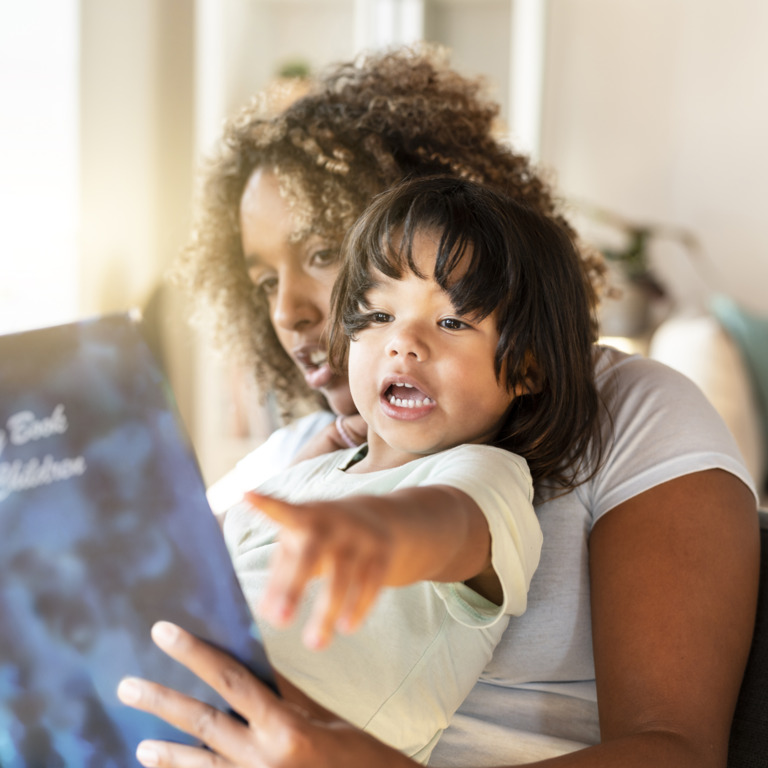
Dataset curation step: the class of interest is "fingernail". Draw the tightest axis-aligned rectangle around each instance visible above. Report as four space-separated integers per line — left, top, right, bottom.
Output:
136 742 160 766
265 597 292 626
152 621 179 646
277 598 294 622
303 627 325 650
117 677 142 704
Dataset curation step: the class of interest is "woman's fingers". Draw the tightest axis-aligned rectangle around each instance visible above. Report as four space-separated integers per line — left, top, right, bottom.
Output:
118 622 411 768
149 622 282 728
117 676 246 766
135 739 235 768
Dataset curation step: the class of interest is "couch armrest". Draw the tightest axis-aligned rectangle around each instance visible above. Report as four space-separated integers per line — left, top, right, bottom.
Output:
650 314 766 493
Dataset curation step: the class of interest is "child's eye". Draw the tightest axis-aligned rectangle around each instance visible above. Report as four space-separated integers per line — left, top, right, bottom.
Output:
369 311 393 324
439 317 469 331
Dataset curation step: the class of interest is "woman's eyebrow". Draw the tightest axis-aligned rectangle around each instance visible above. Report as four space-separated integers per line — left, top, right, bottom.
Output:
242 253 265 269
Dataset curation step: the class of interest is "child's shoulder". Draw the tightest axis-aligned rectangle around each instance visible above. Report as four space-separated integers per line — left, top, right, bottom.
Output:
408 443 532 487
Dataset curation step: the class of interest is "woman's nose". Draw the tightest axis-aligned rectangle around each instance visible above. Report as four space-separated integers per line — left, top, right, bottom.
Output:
386 327 429 361
271 271 324 332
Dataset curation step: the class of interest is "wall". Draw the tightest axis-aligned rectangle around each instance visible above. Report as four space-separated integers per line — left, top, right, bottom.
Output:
540 0 768 315
0 0 80 334
79 0 197 434
22 0 761 482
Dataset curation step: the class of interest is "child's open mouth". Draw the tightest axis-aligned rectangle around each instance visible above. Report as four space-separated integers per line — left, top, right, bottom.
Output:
384 382 435 409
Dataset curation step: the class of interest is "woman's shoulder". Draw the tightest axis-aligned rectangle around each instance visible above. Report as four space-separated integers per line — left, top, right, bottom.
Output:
585 344 758 517
594 343 726 418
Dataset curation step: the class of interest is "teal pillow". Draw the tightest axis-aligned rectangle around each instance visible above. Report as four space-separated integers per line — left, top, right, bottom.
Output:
711 294 768 485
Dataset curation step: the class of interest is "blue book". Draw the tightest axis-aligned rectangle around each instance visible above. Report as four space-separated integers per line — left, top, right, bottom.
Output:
0 312 275 767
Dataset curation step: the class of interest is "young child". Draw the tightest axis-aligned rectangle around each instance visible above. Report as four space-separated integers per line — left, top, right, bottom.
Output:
221 176 599 763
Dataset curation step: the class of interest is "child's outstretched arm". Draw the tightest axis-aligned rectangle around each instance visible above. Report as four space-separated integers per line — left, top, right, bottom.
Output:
246 485 497 650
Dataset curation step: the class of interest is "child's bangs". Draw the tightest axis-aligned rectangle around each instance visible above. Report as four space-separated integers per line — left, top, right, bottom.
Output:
361 188 513 321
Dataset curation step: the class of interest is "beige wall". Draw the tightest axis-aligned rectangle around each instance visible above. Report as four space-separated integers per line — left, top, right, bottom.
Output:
540 0 768 314
78 0 197 437
69 0 768 482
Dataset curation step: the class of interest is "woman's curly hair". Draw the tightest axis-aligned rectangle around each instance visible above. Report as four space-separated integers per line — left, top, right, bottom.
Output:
175 45 606 420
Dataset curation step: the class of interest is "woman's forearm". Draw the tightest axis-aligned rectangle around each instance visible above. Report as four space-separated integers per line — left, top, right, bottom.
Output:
429 732 721 768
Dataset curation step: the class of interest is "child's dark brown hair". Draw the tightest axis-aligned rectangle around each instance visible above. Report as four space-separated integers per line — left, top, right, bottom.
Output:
175 46 606 420
329 176 602 489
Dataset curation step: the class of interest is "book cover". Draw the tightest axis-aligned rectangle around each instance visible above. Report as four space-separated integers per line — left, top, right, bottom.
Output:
0 312 274 767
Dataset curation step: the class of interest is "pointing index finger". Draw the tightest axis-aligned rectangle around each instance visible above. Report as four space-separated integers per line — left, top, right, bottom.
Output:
245 491 301 527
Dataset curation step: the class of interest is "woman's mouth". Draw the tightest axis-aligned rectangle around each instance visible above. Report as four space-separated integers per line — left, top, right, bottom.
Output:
295 348 334 390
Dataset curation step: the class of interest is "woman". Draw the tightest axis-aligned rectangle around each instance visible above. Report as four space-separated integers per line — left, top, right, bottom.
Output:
119 47 760 767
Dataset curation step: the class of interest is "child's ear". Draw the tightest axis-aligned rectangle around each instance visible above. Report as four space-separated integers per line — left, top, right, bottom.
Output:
512 352 543 397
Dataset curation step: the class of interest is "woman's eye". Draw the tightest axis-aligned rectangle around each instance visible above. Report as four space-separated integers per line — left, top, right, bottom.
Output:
309 249 338 268
257 275 278 297
439 317 469 331
370 311 393 324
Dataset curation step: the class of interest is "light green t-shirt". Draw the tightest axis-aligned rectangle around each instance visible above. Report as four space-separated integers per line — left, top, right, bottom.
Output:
223 443 540 763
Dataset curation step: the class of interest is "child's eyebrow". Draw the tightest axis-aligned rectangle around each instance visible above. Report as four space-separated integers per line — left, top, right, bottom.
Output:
363 265 392 288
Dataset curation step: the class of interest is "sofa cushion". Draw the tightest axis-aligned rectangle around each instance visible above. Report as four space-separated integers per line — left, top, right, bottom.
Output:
711 295 768 492
650 313 766 493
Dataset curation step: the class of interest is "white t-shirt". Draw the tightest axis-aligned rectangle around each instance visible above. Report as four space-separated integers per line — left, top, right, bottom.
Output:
211 347 759 766
428 347 759 767
222 443 540 763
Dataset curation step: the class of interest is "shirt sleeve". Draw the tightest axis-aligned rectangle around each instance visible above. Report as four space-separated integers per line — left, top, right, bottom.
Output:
588 351 759 525
399 444 542 624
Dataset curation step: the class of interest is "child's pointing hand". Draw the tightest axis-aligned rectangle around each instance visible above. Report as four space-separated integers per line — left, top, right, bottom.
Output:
246 491 395 650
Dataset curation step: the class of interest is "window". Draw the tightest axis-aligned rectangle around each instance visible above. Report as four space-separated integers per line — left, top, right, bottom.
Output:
0 0 80 334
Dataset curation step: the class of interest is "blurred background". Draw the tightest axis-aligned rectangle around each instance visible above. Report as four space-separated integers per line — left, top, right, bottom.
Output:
2 0 767 487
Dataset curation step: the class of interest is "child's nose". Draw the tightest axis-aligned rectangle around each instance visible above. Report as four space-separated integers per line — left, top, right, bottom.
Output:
386 328 429 361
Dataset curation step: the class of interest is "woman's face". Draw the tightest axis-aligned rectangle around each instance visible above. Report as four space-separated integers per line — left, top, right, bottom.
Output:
239 168 356 415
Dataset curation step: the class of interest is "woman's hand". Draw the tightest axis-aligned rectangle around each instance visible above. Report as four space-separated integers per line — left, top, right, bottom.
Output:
290 414 367 466
247 491 395 650
117 621 413 768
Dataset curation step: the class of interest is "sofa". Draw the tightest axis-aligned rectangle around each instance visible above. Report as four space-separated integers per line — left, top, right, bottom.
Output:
648 299 768 504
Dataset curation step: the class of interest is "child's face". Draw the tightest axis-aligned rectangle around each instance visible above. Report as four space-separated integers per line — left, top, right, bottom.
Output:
347 229 518 468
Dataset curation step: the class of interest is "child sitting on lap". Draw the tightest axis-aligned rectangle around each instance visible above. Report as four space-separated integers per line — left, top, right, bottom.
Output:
222 176 600 763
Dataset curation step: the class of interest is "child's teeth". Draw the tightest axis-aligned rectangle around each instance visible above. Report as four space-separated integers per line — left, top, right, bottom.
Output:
388 395 433 408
